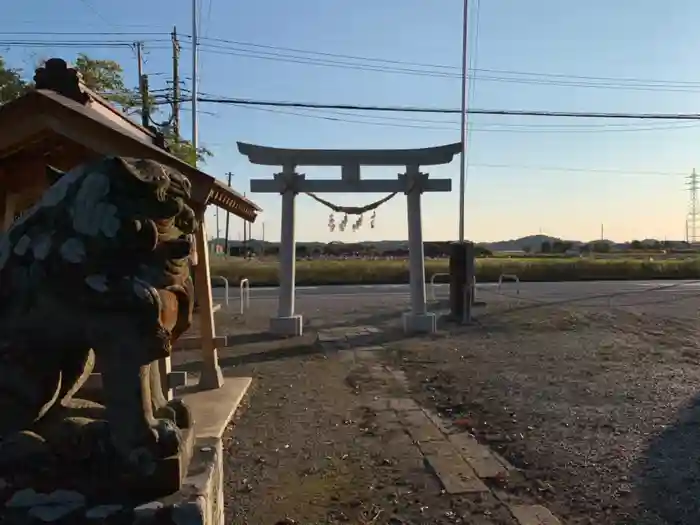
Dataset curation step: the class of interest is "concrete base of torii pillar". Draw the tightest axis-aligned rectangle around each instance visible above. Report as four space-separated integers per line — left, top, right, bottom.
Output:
402 312 437 333
270 315 303 336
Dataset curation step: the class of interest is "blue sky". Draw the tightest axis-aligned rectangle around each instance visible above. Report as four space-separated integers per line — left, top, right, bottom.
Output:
2 0 699 243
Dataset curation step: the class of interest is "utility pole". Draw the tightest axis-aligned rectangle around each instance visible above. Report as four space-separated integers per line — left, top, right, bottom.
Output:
135 42 149 128
191 0 199 166
224 172 233 256
136 41 143 80
458 0 469 242
687 169 699 244
171 27 181 140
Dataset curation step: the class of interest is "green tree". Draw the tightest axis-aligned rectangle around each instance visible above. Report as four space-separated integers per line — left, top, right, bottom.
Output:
157 124 212 166
591 241 610 253
71 54 207 167
0 57 29 104
73 54 140 111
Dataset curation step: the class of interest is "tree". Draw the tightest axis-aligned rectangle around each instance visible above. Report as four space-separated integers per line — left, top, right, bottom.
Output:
552 240 573 254
73 54 139 111
0 57 29 104
158 125 212 166
70 55 207 167
591 241 610 253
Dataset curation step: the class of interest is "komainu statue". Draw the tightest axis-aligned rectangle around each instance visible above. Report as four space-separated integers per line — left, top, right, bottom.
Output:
0 156 197 495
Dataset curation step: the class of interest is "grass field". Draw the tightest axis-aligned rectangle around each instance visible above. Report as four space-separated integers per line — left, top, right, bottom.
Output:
209 256 700 286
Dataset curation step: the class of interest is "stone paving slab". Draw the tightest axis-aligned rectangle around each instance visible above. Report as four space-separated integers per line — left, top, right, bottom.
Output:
449 432 511 479
509 504 562 525
388 397 421 412
423 449 490 494
355 357 563 525
399 409 446 443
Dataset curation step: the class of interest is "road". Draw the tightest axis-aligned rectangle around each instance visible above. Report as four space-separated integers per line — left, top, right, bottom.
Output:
213 279 700 301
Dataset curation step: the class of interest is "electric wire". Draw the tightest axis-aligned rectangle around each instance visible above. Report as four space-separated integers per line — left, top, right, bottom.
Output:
4 33 700 93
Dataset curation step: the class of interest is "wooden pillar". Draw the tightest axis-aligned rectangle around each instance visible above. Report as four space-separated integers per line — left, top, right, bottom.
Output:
2 192 16 232
158 355 173 401
194 214 224 390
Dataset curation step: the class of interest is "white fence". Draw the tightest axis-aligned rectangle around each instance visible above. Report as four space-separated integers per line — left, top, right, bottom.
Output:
210 275 229 306
428 273 450 301
239 278 251 314
497 273 520 295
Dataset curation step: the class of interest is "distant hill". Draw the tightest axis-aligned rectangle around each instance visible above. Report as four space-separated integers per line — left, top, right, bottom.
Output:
478 235 576 252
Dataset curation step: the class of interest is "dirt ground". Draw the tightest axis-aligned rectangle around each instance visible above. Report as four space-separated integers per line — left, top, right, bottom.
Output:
385 296 700 525
175 289 700 525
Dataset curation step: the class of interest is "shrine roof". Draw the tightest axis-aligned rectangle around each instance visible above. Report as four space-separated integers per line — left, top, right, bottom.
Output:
0 59 261 222
237 141 462 167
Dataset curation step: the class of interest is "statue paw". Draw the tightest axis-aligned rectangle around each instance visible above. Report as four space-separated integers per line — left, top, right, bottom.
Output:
123 419 180 477
153 418 181 458
154 398 192 429
0 431 50 469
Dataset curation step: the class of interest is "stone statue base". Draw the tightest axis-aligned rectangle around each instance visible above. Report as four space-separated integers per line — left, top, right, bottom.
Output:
0 396 195 505
1 378 252 525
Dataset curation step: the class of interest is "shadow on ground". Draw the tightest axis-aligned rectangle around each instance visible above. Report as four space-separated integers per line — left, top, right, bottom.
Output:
173 340 321 372
633 392 700 525
173 324 425 374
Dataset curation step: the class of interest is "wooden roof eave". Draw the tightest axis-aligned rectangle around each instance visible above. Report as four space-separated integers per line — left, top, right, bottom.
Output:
0 90 261 221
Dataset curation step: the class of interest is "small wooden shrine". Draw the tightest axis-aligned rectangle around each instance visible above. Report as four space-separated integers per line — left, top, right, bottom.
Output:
0 58 261 392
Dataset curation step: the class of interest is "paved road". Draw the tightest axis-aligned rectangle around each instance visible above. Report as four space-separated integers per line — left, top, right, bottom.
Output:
213 279 700 301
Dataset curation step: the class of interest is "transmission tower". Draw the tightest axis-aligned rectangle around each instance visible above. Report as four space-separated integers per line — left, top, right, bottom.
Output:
687 169 700 244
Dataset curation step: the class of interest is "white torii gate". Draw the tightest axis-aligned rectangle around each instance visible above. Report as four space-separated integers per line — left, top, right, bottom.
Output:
238 142 461 337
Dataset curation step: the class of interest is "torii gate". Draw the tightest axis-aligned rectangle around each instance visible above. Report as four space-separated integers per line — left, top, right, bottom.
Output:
238 141 461 336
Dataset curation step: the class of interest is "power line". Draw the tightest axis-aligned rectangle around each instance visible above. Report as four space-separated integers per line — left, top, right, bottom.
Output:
1 30 695 88
225 90 700 134
0 31 168 36
181 94 700 121
76 0 114 27
0 40 170 49
463 163 687 177
177 38 700 94
4 33 700 93
184 42 700 93
187 35 700 88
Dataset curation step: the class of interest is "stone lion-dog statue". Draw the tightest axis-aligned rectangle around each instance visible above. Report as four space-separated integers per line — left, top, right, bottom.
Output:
0 156 197 483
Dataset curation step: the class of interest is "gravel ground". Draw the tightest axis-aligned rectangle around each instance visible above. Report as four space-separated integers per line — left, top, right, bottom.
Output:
174 296 529 524
385 293 700 525
176 288 700 524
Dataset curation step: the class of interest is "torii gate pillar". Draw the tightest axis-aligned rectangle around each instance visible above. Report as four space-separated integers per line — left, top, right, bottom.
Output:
401 166 435 333
272 166 304 336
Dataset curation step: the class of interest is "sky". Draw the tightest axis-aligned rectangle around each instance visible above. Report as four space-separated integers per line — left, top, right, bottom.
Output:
2 0 699 243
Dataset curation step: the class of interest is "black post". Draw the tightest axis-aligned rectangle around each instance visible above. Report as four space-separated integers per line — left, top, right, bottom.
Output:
449 241 475 321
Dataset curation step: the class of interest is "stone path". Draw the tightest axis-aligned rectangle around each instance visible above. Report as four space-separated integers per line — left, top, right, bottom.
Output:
318 327 563 525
